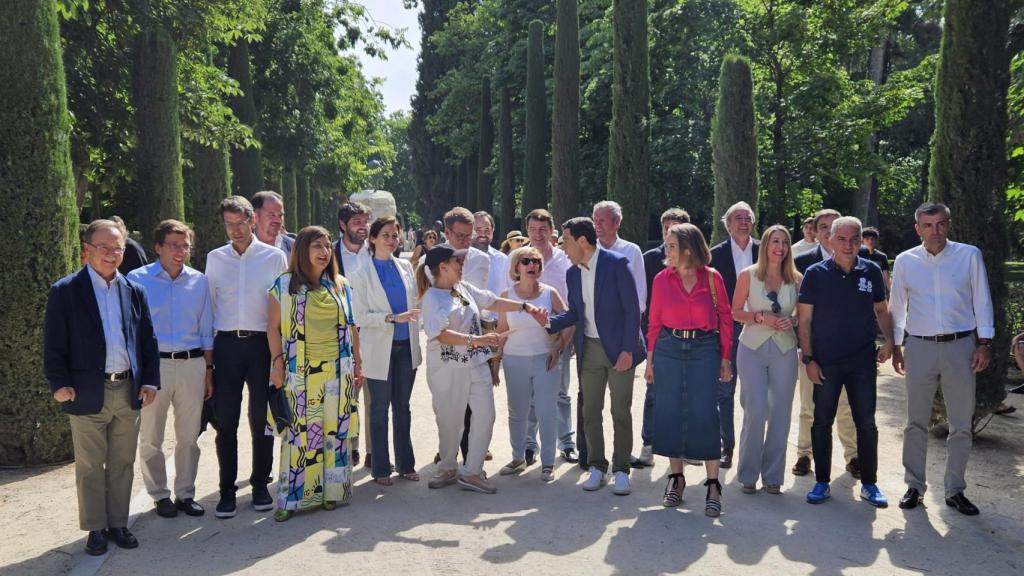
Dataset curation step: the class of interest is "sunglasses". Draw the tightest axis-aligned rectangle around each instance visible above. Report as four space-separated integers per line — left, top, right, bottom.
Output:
519 257 541 266
766 291 781 314
450 288 470 307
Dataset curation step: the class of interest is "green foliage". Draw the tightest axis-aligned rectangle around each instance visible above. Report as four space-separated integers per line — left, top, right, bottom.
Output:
1 0 80 465
477 77 496 214
381 111 419 227
499 85 517 235
190 141 230 271
297 172 311 229
523 19 548 219
711 54 758 245
552 0 581 225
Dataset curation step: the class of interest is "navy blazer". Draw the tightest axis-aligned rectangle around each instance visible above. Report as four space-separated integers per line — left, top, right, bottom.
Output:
548 249 646 371
710 238 760 300
44 267 160 415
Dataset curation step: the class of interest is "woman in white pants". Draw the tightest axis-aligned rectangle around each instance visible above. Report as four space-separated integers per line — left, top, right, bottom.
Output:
417 244 548 494
731 225 801 494
496 247 570 482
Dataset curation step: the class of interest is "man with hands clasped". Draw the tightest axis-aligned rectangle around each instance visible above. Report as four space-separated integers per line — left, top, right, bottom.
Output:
798 216 894 508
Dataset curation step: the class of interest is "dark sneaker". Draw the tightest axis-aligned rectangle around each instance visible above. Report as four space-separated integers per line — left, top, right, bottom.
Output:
155 497 177 518
175 498 205 516
252 485 274 512
215 488 237 519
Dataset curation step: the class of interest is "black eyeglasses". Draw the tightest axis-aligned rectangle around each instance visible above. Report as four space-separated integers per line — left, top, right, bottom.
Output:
519 257 541 266
766 291 781 314
450 288 470 307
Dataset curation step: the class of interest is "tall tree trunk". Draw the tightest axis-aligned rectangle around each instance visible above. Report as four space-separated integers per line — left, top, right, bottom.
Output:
711 54 758 245
522 19 547 221
856 32 890 226
769 67 787 227
133 26 184 252
499 86 516 237
227 38 263 198
296 171 311 229
282 163 297 233
455 158 467 208
0 0 80 465
928 0 1011 420
312 186 321 229
477 77 495 215
552 0 581 225
607 0 651 245
466 153 479 212
191 142 231 272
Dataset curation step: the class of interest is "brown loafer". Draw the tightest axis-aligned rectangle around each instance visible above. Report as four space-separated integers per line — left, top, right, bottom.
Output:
792 456 811 476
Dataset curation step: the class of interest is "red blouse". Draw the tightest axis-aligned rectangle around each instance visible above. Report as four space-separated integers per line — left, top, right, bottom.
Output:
646 267 733 359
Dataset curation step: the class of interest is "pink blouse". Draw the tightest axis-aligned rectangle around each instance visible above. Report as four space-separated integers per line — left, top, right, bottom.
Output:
646 267 733 359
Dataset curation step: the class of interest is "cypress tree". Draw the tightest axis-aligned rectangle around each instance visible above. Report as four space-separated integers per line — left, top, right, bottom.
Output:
0 0 80 464
455 158 467 208
191 142 231 272
711 54 758 245
499 86 517 237
552 0 581 225
227 38 263 198
607 0 651 245
312 186 321 229
467 153 479 212
522 19 547 220
297 171 311 229
134 26 185 251
928 0 1011 419
282 164 298 233
477 77 495 214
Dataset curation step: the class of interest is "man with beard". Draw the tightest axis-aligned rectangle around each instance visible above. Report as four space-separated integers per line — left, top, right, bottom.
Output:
251 191 293 257
474 211 509 386
334 202 373 278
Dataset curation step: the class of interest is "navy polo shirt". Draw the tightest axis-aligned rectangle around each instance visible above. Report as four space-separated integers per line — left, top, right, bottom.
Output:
798 257 886 365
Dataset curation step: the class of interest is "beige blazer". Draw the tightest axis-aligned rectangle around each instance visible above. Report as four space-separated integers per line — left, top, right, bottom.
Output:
349 256 423 381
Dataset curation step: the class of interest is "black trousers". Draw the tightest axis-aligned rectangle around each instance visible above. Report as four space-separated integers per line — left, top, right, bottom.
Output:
812 352 878 485
213 332 274 493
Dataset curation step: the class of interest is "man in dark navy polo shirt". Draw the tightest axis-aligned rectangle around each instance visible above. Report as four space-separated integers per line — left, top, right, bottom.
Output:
797 216 895 508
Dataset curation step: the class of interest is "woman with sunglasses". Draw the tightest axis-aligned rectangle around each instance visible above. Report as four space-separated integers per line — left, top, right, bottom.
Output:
349 216 422 486
731 224 801 495
495 247 570 482
416 244 548 494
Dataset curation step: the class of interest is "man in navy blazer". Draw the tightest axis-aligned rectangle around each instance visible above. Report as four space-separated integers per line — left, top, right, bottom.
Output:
547 217 645 495
709 201 760 469
44 220 160 556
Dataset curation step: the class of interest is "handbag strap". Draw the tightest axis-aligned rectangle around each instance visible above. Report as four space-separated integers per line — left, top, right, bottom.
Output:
707 267 720 333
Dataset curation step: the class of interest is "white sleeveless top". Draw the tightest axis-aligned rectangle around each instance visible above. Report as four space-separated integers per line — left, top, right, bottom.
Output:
503 283 556 356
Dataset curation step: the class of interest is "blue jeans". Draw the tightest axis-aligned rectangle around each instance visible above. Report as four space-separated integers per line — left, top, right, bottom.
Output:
652 331 722 460
366 340 417 478
717 324 741 452
525 346 575 452
504 353 561 467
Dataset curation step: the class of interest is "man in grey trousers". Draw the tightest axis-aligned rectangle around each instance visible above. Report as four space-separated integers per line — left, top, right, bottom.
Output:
890 202 994 516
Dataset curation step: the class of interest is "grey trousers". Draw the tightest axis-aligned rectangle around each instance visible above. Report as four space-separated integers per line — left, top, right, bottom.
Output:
736 339 798 487
903 335 976 497
504 353 561 467
526 346 575 452
69 379 140 531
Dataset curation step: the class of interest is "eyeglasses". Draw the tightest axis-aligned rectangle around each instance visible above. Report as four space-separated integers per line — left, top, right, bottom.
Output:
766 291 781 314
519 257 541 266
84 242 126 256
450 288 470 307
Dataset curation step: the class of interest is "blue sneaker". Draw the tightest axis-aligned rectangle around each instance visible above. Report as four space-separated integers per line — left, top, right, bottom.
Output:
806 482 831 504
860 484 888 508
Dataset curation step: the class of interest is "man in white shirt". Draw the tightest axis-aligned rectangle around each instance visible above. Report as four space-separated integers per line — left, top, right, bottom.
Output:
473 210 508 385
889 202 993 516
334 202 373 278
206 196 287 520
523 209 577 465
251 191 294 257
592 200 646 312
792 216 818 257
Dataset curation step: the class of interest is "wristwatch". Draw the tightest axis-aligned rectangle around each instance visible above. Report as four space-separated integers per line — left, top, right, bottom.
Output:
385 313 395 323
801 355 814 366
206 364 215 371
521 301 528 312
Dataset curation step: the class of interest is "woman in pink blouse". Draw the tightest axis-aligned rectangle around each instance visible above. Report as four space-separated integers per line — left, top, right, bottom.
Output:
645 223 733 516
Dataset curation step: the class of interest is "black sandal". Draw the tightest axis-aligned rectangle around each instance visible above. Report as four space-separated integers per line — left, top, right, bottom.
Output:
704 478 722 517
663 473 685 508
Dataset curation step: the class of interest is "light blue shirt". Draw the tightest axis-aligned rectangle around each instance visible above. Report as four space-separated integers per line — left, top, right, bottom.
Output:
87 265 131 373
128 262 214 352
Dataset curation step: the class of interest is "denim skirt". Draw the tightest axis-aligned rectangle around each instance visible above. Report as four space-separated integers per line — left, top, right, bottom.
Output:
651 330 722 460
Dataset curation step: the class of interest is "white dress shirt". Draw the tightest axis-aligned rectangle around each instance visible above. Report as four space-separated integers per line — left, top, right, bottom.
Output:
462 246 491 291
482 246 510 322
889 241 994 346
604 236 647 313
730 236 755 278
539 247 571 303
339 239 372 277
206 239 287 332
580 247 602 338
87 266 131 373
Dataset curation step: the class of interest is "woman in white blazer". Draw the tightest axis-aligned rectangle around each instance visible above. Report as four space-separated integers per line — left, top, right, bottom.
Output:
350 216 422 485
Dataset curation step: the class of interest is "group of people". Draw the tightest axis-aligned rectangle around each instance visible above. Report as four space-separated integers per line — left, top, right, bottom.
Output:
44 189 999 556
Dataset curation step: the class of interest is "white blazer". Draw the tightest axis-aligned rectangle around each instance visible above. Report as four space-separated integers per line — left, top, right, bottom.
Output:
349 256 423 381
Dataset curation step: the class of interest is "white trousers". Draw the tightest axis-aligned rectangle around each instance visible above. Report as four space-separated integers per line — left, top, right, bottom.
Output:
427 360 495 477
139 357 206 500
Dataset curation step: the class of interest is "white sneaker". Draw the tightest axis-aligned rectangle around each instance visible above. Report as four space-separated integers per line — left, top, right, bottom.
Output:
582 467 607 491
638 445 654 466
613 471 631 495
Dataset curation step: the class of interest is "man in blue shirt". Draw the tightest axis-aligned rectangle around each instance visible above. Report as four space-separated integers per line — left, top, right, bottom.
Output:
797 216 895 508
129 220 214 518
